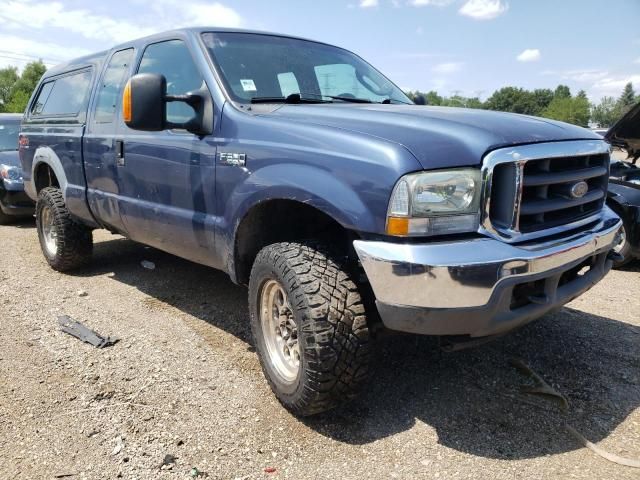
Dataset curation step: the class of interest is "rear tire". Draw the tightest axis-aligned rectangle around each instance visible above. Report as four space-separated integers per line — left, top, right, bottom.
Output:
36 187 93 271
249 242 373 416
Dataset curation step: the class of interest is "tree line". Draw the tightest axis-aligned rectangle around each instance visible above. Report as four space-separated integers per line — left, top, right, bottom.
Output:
1 60 638 129
406 82 639 128
0 61 47 114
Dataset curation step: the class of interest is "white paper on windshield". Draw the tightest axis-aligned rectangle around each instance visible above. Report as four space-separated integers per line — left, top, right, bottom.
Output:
240 79 257 92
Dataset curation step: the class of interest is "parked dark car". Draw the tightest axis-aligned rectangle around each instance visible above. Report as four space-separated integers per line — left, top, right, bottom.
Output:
0 113 34 224
605 102 640 267
20 28 622 415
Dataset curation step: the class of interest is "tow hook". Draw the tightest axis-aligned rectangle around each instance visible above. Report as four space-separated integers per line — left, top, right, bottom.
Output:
527 293 549 305
607 250 625 263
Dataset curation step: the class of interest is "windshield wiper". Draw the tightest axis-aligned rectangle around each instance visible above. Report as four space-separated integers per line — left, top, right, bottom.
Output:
249 92 413 105
301 93 414 105
324 95 373 104
250 94 331 104
289 93 374 104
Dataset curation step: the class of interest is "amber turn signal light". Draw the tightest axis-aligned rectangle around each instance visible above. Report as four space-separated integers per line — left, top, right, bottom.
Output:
122 81 132 123
386 217 409 236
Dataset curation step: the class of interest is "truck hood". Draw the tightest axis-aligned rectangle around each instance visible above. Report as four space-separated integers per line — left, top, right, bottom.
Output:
266 104 601 169
0 150 20 168
605 102 640 160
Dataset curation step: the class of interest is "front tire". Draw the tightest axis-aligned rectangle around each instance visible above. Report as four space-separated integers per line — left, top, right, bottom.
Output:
0 204 14 225
609 206 634 268
249 242 373 416
612 222 633 268
36 187 93 271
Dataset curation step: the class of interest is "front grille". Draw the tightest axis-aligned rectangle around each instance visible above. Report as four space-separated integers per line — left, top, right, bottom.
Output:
520 154 609 231
483 142 610 241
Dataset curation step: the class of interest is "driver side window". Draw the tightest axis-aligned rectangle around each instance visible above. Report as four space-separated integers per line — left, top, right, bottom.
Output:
138 39 203 125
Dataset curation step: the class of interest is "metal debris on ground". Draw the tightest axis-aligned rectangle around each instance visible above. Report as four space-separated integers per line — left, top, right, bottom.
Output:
58 315 118 349
141 260 156 270
510 357 640 469
566 425 640 468
509 357 569 411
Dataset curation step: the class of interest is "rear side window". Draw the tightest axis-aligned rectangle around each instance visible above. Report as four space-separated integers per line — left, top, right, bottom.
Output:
32 82 54 115
137 39 203 124
31 69 93 119
94 49 134 124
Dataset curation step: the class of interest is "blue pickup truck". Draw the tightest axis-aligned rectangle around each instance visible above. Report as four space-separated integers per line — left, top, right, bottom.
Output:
20 28 622 415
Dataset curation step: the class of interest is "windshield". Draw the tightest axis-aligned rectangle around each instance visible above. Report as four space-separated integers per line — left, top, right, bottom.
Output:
202 32 412 105
0 119 20 152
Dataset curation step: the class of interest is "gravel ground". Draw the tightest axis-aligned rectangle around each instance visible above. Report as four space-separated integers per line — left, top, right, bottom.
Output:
0 221 638 479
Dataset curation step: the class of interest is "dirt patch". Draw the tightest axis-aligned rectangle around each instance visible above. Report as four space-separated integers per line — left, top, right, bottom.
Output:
1 223 638 479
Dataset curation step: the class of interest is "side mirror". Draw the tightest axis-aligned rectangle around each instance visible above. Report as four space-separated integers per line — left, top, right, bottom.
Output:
123 73 166 131
123 73 214 136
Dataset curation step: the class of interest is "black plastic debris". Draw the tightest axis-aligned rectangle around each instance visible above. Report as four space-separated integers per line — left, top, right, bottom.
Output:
58 315 118 348
160 454 177 470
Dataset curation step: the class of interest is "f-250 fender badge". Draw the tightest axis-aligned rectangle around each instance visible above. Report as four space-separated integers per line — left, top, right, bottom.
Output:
219 152 246 166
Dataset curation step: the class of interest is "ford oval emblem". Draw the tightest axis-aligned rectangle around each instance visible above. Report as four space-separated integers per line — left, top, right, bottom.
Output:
570 181 589 199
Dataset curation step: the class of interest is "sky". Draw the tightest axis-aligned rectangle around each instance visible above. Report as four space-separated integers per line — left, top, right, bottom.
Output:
0 0 638 101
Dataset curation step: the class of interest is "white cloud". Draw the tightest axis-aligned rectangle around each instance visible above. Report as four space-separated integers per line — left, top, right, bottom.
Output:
178 3 243 28
432 62 463 74
540 69 609 82
0 33 91 70
592 74 640 98
459 0 508 20
563 69 608 82
0 0 244 71
516 48 541 62
359 0 378 7
0 0 243 45
0 0 156 44
410 0 455 6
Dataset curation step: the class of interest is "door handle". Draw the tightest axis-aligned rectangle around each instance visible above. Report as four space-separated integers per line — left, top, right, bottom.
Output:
115 140 125 166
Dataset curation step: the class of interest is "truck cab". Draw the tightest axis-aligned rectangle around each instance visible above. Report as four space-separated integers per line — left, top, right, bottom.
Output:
20 28 622 416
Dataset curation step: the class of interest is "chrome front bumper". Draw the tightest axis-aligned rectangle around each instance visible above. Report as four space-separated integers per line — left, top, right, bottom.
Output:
354 207 622 337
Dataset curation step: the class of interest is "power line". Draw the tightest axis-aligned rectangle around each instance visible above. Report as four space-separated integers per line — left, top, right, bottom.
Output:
0 54 56 66
0 49 62 63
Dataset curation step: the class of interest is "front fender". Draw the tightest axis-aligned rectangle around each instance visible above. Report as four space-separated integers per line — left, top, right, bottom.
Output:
228 163 377 234
220 162 386 281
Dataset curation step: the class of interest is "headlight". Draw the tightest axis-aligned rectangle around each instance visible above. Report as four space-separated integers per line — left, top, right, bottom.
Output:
387 168 481 236
0 164 23 183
